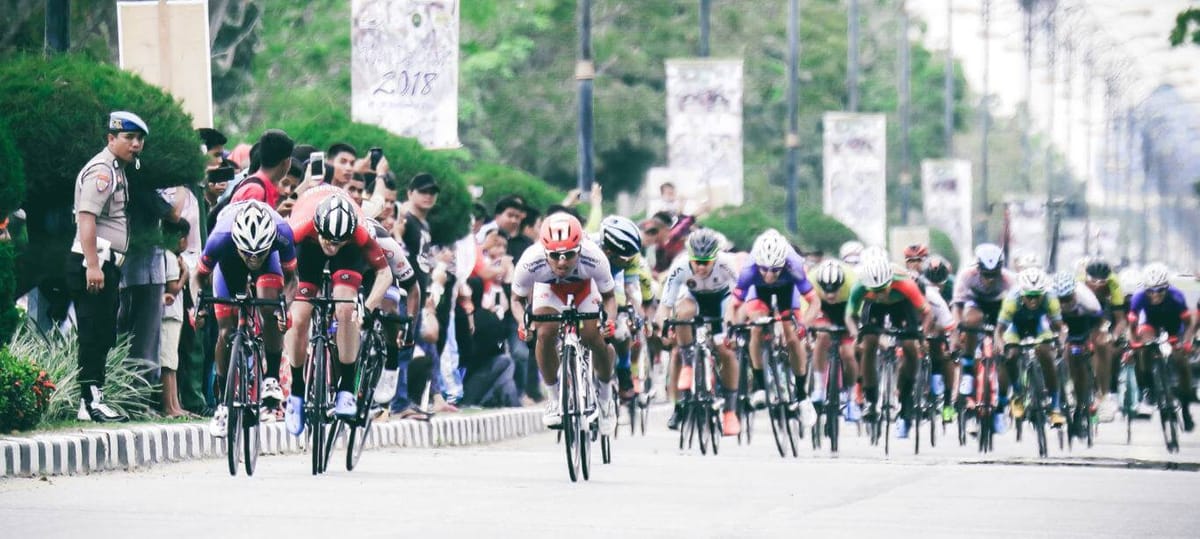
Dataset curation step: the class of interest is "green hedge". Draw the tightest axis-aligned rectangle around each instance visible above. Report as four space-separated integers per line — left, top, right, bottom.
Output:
0 115 25 343
273 121 471 245
794 207 859 254
0 347 55 432
929 227 961 268
464 163 565 215
0 54 205 295
701 206 797 252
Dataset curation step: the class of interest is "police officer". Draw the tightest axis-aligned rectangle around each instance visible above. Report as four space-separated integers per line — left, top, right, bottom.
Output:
68 111 147 422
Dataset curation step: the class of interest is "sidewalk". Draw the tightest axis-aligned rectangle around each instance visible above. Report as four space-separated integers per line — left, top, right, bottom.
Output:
0 408 545 478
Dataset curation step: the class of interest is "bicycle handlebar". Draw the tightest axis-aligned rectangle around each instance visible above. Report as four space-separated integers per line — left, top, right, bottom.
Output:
958 323 997 335
528 311 602 323
809 325 849 335
199 296 284 309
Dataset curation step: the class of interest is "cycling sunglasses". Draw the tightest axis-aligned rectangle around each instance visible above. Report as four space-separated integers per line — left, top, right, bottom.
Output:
546 248 580 262
1147 285 1170 294
642 227 660 235
691 258 714 267
758 266 783 274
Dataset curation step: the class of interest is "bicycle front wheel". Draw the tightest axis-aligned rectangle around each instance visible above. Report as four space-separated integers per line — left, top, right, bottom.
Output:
242 341 263 476
561 345 580 482
225 338 244 477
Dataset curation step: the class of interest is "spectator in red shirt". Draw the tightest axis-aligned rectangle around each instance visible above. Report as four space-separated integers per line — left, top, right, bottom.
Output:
229 129 294 208
642 210 697 276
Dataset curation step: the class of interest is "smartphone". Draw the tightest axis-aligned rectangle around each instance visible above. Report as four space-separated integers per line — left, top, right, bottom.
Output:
369 147 384 170
309 151 325 181
206 166 235 183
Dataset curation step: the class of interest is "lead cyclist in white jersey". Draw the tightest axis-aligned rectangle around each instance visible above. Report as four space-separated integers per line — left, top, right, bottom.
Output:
511 213 620 435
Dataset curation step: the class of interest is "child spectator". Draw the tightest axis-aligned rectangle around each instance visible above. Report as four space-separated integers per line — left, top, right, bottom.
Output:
160 220 191 418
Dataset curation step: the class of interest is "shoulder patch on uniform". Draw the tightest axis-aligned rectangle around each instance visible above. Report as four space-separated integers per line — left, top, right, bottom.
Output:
95 173 111 192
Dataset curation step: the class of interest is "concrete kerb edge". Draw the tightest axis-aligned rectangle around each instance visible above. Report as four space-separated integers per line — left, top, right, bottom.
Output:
1 409 545 478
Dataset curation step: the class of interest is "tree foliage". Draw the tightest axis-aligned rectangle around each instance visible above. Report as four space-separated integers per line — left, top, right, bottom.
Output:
464 164 565 216
1170 8 1200 47
0 54 205 295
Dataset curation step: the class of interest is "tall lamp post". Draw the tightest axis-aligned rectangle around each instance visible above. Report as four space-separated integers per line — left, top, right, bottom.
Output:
576 0 595 195
786 0 800 234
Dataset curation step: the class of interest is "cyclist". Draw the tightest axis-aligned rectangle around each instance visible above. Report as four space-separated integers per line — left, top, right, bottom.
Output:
923 255 955 303
995 268 1064 429
848 253 933 439
901 248 958 423
283 186 394 435
732 230 821 426
195 200 296 436
1051 272 1107 434
361 217 422 405
1080 258 1128 418
902 244 929 275
594 215 655 402
839 240 865 266
655 229 742 435
1129 263 1196 431
809 259 861 421
510 213 619 434
951 243 1015 407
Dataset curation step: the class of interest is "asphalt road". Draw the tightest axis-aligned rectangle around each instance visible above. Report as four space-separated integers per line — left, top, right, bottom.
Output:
1 407 1198 538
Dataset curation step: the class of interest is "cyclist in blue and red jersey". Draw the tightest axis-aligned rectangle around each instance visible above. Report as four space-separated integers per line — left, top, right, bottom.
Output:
1129 263 1197 431
195 200 297 436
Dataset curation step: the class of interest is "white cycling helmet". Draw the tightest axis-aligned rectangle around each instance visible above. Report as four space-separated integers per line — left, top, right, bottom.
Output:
860 256 894 289
839 240 865 264
752 232 790 268
861 245 889 264
231 200 277 255
599 215 642 258
1142 263 1171 289
814 260 846 292
1051 271 1076 298
1013 250 1042 272
1118 267 1144 292
974 243 1004 273
1017 267 1050 296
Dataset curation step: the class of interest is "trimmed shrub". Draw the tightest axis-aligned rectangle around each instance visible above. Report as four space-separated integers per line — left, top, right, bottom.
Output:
273 121 471 245
0 113 26 217
700 206 797 252
0 54 206 295
794 207 859 254
929 228 961 268
0 347 55 432
464 163 565 215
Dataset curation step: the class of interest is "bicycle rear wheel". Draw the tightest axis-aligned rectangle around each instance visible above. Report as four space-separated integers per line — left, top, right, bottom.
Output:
225 341 243 477
913 360 928 455
1028 366 1048 458
347 335 383 471
308 338 329 475
697 406 709 455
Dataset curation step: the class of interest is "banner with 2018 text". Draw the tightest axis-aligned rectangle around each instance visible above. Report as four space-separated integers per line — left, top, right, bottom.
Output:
823 112 887 246
351 0 460 149
920 159 972 265
665 59 744 208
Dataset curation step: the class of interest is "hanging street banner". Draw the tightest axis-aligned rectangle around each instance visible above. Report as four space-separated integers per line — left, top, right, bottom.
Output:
823 112 887 246
1005 196 1047 264
665 59 744 208
352 0 460 149
117 0 213 128
920 159 973 264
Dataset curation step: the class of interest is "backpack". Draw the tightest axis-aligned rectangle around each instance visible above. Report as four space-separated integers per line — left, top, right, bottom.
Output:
205 174 264 231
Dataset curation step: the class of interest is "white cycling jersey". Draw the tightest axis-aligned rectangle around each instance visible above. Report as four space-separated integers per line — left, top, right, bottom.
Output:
511 239 616 298
660 252 739 308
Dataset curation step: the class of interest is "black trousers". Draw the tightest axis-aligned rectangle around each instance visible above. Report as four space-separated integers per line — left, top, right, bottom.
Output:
66 253 122 399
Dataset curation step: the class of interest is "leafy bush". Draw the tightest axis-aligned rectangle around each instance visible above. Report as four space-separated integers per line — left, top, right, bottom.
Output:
794 207 859 254
0 54 206 296
0 347 55 432
7 322 151 423
701 206 796 252
929 228 961 268
464 163 565 215
0 116 25 343
272 121 471 245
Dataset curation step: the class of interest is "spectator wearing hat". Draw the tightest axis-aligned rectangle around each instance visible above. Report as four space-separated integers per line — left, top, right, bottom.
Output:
390 172 442 416
67 111 148 422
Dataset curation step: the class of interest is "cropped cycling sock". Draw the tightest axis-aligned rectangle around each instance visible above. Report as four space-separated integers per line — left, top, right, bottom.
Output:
794 373 808 401
290 366 305 397
898 378 914 417
724 390 738 411
214 374 226 402
597 381 612 402
265 352 281 381
680 346 696 367
615 366 633 392
337 363 356 392
958 356 974 371
753 369 765 391
616 348 632 370
384 340 400 370
864 386 879 406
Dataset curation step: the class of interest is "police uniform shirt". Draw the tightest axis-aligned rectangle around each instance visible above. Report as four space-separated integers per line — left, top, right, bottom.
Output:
73 147 130 253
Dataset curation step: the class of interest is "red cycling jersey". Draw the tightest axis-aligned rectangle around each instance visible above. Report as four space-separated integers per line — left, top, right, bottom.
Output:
287 185 388 272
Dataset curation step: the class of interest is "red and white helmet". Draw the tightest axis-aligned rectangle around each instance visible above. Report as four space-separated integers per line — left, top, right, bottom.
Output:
540 213 583 252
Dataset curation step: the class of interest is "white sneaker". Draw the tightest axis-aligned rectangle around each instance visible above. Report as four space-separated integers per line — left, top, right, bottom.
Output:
77 399 90 421
1097 394 1119 423
374 368 400 404
262 377 284 403
800 400 818 427
82 387 128 422
542 400 563 429
750 390 767 409
1135 400 1156 417
958 374 975 397
209 405 228 438
599 399 617 436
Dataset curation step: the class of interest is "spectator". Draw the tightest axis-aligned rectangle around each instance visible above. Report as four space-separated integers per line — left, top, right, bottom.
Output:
198 127 227 167
326 142 357 188
390 173 440 417
160 219 190 418
505 207 542 403
470 202 489 237
641 205 701 276
649 181 680 216
346 172 367 206
474 195 526 244
68 111 147 423
275 158 303 217
227 129 295 208
457 284 520 408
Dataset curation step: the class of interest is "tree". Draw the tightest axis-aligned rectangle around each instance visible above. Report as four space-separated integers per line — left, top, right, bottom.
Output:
0 54 205 296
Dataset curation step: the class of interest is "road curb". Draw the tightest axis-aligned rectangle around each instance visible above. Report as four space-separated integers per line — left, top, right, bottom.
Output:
0 408 545 478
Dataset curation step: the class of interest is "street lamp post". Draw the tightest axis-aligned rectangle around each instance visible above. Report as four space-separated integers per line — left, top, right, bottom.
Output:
944 0 954 157
699 0 711 57
786 0 800 234
576 0 595 195
979 0 992 241
848 0 859 112
46 0 70 53
899 0 912 225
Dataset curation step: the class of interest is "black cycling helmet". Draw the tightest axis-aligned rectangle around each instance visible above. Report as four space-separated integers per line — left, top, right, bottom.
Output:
924 255 952 284
1085 259 1112 280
